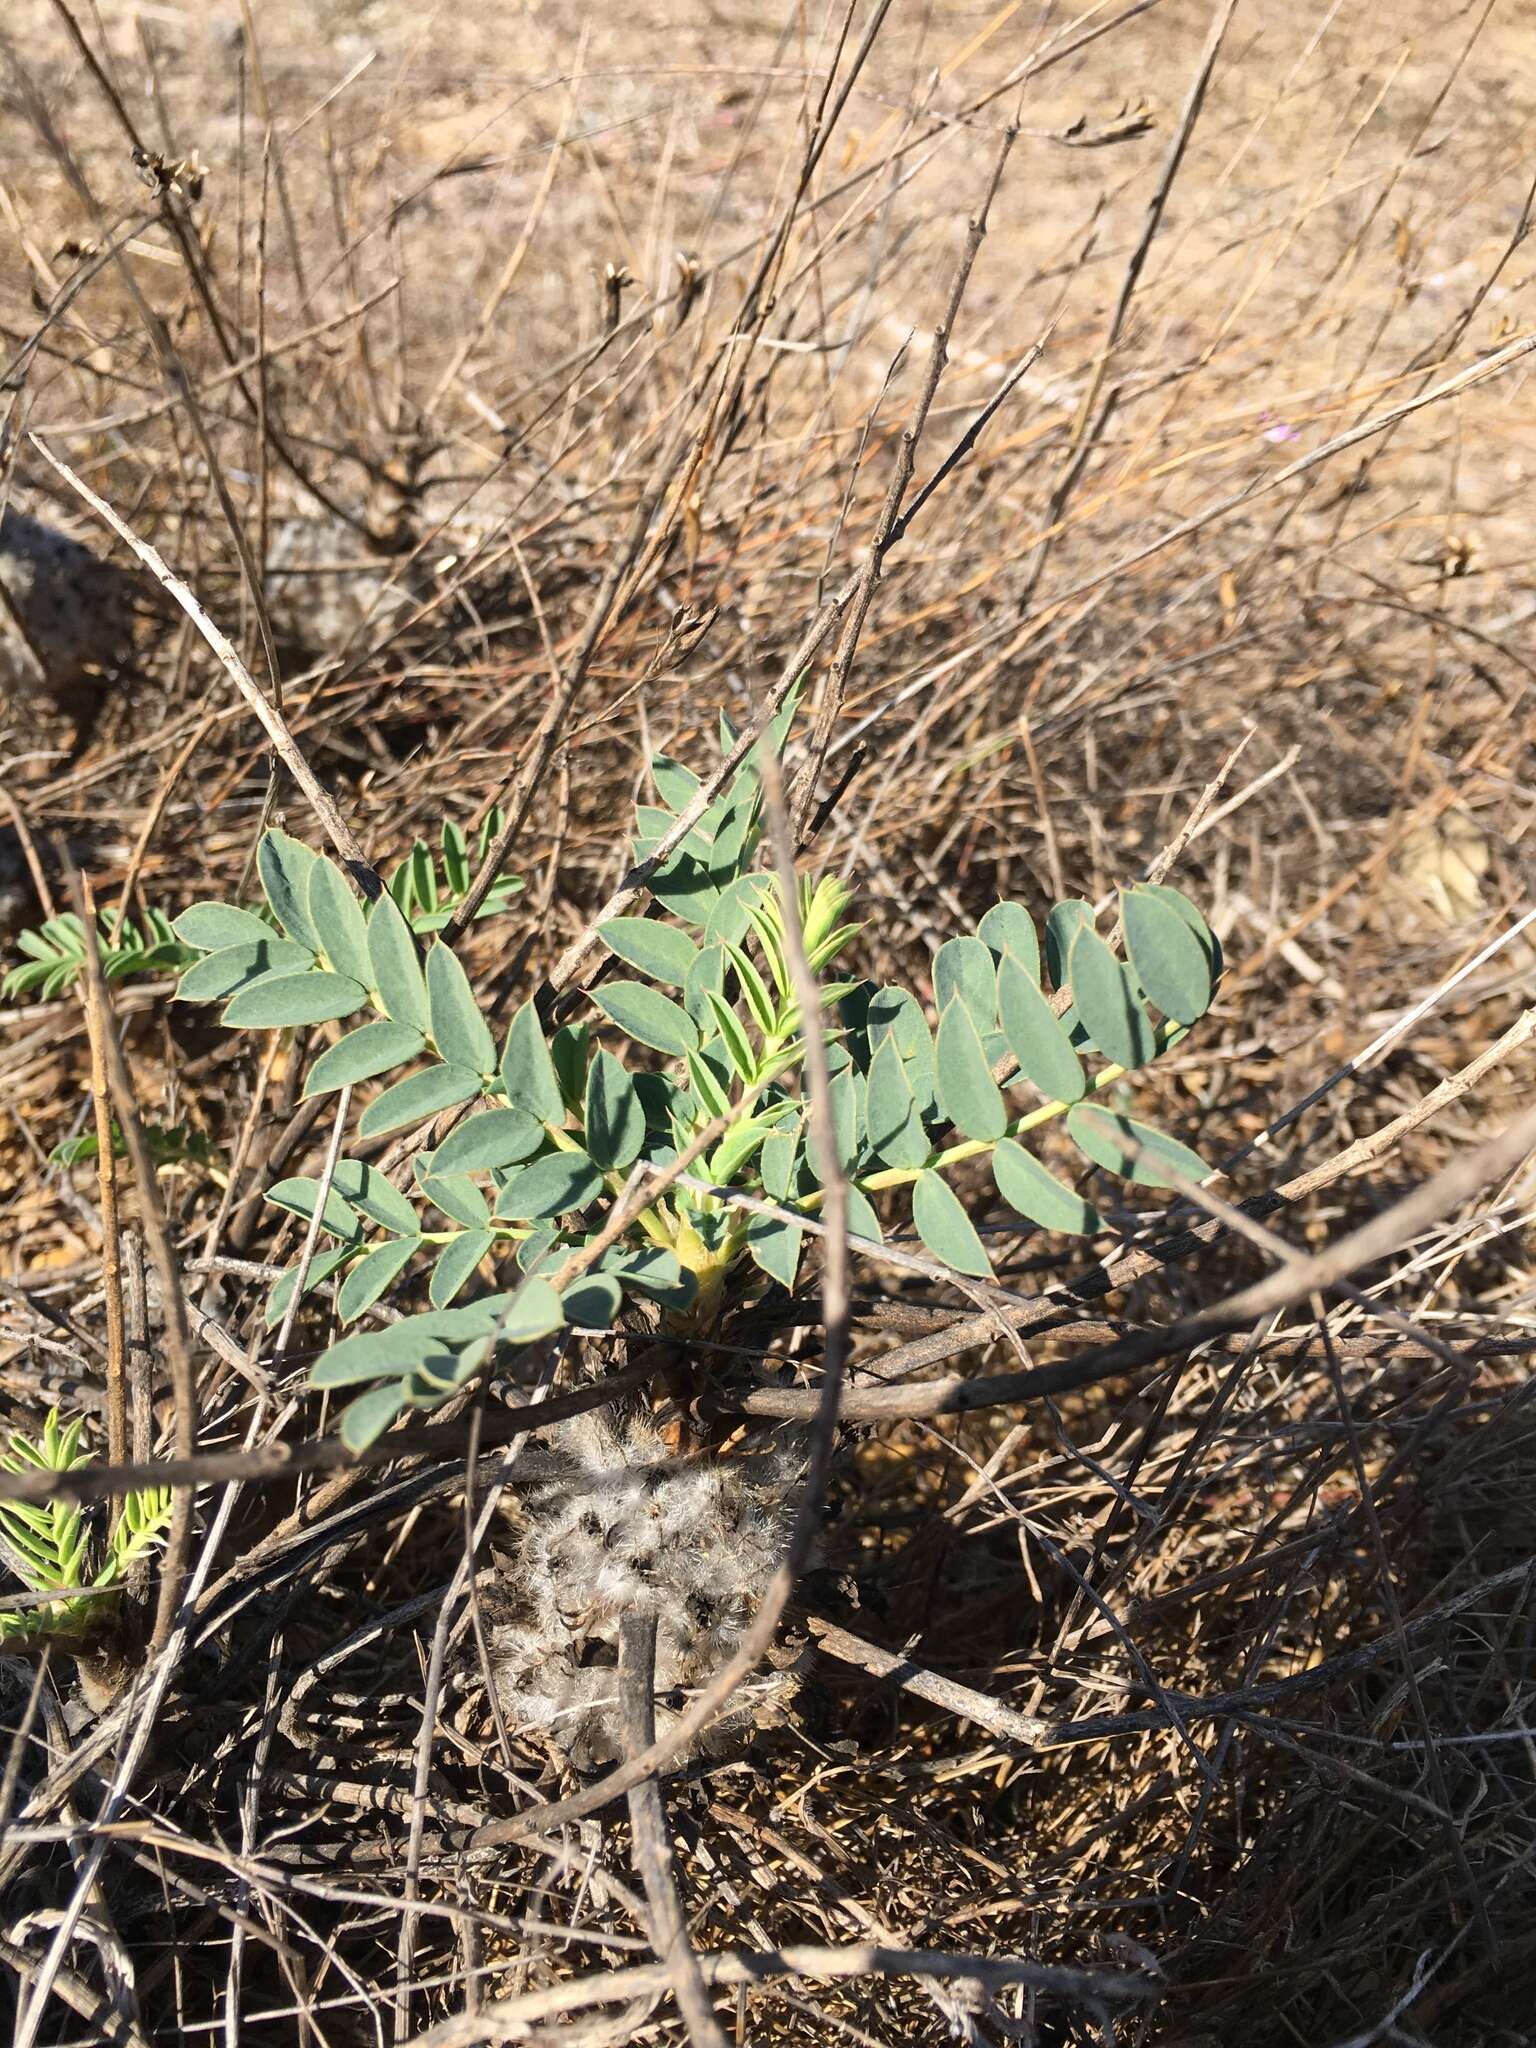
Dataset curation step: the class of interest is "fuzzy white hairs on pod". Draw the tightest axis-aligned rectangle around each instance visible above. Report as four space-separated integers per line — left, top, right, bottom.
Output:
482 1407 809 1773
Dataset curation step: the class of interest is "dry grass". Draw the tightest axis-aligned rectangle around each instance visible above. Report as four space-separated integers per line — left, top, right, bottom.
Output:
2 0 1536 2041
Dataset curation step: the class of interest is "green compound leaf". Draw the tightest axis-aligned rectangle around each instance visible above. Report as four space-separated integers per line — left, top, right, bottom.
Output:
747 1212 802 1288
337 1237 419 1323
311 1306 501 1388
426 943 496 1076
515 1224 560 1275
935 997 1006 1141
683 942 728 1027
845 1182 883 1243
501 1000 564 1124
867 985 937 1115
551 1024 591 1112
933 935 997 1028
418 1170 491 1227
828 1066 863 1172
656 856 723 927
685 1047 732 1120
992 1138 1101 1235
430 1227 494 1306
997 954 1086 1103
357 1063 481 1141
978 901 1041 984
723 938 776 1036
501 1274 567 1343
305 1020 426 1096
584 1050 646 1171
223 971 367 1029
705 872 774 948
702 989 756 1085
561 1272 623 1330
431 1105 544 1176
441 820 469 896
367 892 429 1033
865 1032 930 1168
1068 926 1158 1070
651 752 701 812
1141 882 1221 968
600 916 699 988
330 1160 420 1236
258 830 322 951
593 981 699 1056
264 1243 355 1328
1045 899 1094 988
173 902 274 951
1066 1104 1211 1189
1121 886 1215 1025
338 1383 407 1452
266 1176 362 1238
177 938 314 1004
494 1148 603 1220
760 1120 801 1200
911 1169 993 1278
307 857 372 986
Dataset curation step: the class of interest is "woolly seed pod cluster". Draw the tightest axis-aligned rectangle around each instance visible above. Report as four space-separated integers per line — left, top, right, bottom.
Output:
482 1407 808 1773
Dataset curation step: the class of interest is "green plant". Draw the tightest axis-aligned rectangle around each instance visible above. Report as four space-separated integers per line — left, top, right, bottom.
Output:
0 1410 173 1646
0 812 521 1005
170 715 1218 1451
49 1120 217 1172
1 905 194 1000
384 811 524 931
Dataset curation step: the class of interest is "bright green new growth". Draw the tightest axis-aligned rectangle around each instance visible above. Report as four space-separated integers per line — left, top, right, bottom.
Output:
169 712 1221 1452
0 1410 173 1645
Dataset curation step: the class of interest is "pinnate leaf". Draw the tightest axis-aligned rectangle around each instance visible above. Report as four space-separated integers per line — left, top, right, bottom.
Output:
431 1106 544 1176
430 1228 494 1307
1068 926 1158 1070
911 1169 992 1277
600 917 699 987
997 954 1086 1103
266 1175 362 1238
258 830 322 950
494 1149 603 1220
1066 1104 1211 1189
338 1237 419 1323
747 1213 801 1288
307 858 372 985
935 997 1006 1141
500 1000 563 1123
330 1159 420 1236
978 901 1041 982
418 1171 491 1227
223 971 366 1029
561 1272 623 1329
338 1384 406 1451
865 1032 930 1168
426 943 496 1075
992 1139 1100 1235
1045 899 1093 988
173 902 274 951
305 1019 426 1096
584 1050 646 1170
367 893 428 1031
594 981 699 1056
933 935 996 1027
178 939 314 1004
1121 886 1214 1025
357 1063 481 1140
264 1243 354 1327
